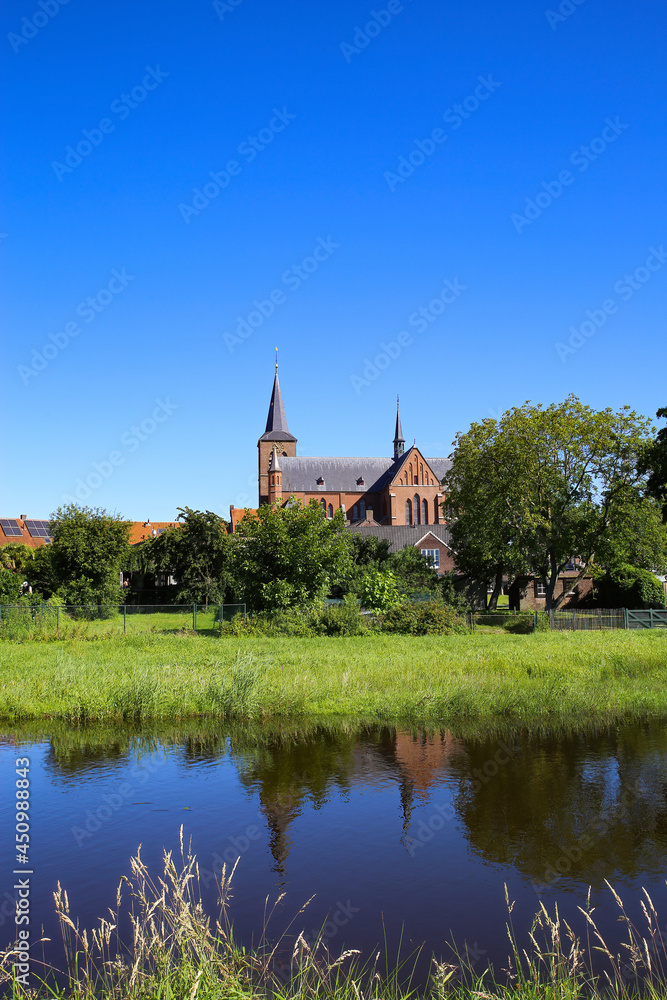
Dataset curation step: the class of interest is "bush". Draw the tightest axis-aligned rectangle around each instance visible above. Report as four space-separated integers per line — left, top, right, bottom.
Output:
503 613 535 634
596 565 666 609
378 601 469 636
219 600 368 638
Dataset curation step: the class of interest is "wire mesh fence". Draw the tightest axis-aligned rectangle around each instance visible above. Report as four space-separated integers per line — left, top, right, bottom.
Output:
0 603 246 640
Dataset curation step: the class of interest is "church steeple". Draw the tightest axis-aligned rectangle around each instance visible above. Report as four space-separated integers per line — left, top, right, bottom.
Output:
260 355 297 443
258 354 297 506
393 396 405 460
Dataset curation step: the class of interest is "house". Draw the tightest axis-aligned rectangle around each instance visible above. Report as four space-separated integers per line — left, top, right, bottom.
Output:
508 570 594 610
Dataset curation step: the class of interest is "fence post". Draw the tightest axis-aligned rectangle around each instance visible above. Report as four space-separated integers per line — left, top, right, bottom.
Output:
193 604 197 631
56 606 60 635
598 608 602 631
123 605 127 636
650 609 654 629
572 610 576 631
624 608 628 630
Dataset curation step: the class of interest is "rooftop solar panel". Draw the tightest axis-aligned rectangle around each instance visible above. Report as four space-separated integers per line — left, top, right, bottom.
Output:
0 518 22 537
25 519 51 538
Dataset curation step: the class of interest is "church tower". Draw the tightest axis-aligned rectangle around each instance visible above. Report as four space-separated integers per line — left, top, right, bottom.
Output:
258 360 297 506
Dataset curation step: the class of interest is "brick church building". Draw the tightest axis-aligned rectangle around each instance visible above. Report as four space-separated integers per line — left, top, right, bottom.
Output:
232 364 454 574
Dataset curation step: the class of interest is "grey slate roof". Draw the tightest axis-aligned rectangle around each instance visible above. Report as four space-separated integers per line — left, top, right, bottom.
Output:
279 452 452 494
259 373 297 442
348 524 453 554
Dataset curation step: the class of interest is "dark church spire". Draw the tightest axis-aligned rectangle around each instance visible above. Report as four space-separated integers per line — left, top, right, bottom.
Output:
393 395 405 460
259 355 297 443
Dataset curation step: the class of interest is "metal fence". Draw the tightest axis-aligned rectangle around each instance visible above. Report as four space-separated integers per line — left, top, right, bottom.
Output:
0 604 246 639
471 608 658 632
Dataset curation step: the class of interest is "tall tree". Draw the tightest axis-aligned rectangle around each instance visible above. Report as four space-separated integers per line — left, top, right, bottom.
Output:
444 397 654 610
28 504 131 606
148 507 232 607
641 406 667 522
231 500 350 611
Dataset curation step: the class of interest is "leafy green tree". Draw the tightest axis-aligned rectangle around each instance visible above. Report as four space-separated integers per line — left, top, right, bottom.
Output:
0 543 35 601
148 508 232 607
641 406 667 522
358 569 402 613
386 545 439 594
331 533 391 597
595 565 665 609
28 504 131 607
232 500 350 611
445 397 655 610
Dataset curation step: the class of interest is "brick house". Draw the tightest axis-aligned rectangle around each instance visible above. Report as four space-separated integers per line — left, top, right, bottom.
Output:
508 571 594 610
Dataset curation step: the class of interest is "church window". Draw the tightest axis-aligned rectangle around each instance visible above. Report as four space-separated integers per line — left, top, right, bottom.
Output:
320 499 326 513
359 499 366 519
422 499 428 525
405 498 412 525
327 504 333 519
420 463 424 483
433 498 439 523
414 494 421 525
352 504 358 520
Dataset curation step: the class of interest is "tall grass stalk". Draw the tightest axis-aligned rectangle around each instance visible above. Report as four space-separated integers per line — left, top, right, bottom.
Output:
2 839 667 1000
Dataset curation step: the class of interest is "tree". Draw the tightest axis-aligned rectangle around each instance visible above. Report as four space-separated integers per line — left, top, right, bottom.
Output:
444 397 655 610
331 533 391 598
28 504 131 607
147 508 232 607
231 500 350 611
641 406 667 522
386 545 439 594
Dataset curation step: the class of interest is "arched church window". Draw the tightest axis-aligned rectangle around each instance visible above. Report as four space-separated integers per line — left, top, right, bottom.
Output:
406 498 412 525
353 504 358 520
414 494 420 525
320 499 326 513
359 499 366 519
328 504 333 519
422 499 428 525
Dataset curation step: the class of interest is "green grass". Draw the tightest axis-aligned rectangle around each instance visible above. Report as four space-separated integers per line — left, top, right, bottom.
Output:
1 630 667 725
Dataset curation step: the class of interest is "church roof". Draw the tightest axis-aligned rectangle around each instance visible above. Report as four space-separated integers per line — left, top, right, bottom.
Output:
279 454 451 493
259 372 297 442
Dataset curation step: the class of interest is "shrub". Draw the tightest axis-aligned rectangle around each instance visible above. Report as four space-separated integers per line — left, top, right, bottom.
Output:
378 601 469 636
596 565 666 609
503 613 535 634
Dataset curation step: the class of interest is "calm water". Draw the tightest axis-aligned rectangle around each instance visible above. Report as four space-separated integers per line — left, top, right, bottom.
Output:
2 719 667 985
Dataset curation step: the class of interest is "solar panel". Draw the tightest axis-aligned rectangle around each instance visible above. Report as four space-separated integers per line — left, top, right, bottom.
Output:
25 519 51 538
0 518 22 537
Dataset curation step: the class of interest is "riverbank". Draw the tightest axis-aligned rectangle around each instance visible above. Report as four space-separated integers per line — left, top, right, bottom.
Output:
1 631 667 725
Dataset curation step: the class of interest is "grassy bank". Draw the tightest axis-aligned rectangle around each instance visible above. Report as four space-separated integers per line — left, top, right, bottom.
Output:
1 630 667 725
2 838 666 1000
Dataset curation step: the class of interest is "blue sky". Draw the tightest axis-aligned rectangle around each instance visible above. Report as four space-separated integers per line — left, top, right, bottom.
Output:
1 0 665 519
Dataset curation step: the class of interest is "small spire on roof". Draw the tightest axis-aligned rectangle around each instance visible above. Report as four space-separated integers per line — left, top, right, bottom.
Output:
393 395 405 460
275 346 278 372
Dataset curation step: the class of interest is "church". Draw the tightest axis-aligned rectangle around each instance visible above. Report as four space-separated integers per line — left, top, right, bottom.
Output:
237 364 457 574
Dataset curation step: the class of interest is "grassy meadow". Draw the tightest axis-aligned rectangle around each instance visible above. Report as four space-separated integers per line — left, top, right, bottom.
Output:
1 630 667 725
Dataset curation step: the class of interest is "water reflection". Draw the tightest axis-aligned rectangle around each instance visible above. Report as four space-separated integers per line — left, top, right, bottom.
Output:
31 719 667 887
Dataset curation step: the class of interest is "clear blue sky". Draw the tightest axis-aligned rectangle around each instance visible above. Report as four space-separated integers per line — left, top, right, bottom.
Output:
1 0 665 520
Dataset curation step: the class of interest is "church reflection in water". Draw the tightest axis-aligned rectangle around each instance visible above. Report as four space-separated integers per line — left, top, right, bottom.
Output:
36 718 667 888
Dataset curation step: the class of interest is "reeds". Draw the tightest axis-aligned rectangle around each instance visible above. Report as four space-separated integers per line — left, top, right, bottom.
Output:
3 838 667 1000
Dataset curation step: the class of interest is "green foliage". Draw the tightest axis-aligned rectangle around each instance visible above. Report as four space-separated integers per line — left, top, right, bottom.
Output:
232 500 351 611
503 613 536 634
445 396 655 610
386 545 439 593
220 599 368 638
596 564 666 609
640 406 667 522
358 569 402 613
0 567 22 602
27 504 130 607
148 507 232 607
378 600 469 635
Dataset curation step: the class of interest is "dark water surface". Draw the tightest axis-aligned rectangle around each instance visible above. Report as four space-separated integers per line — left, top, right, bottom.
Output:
2 719 667 984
